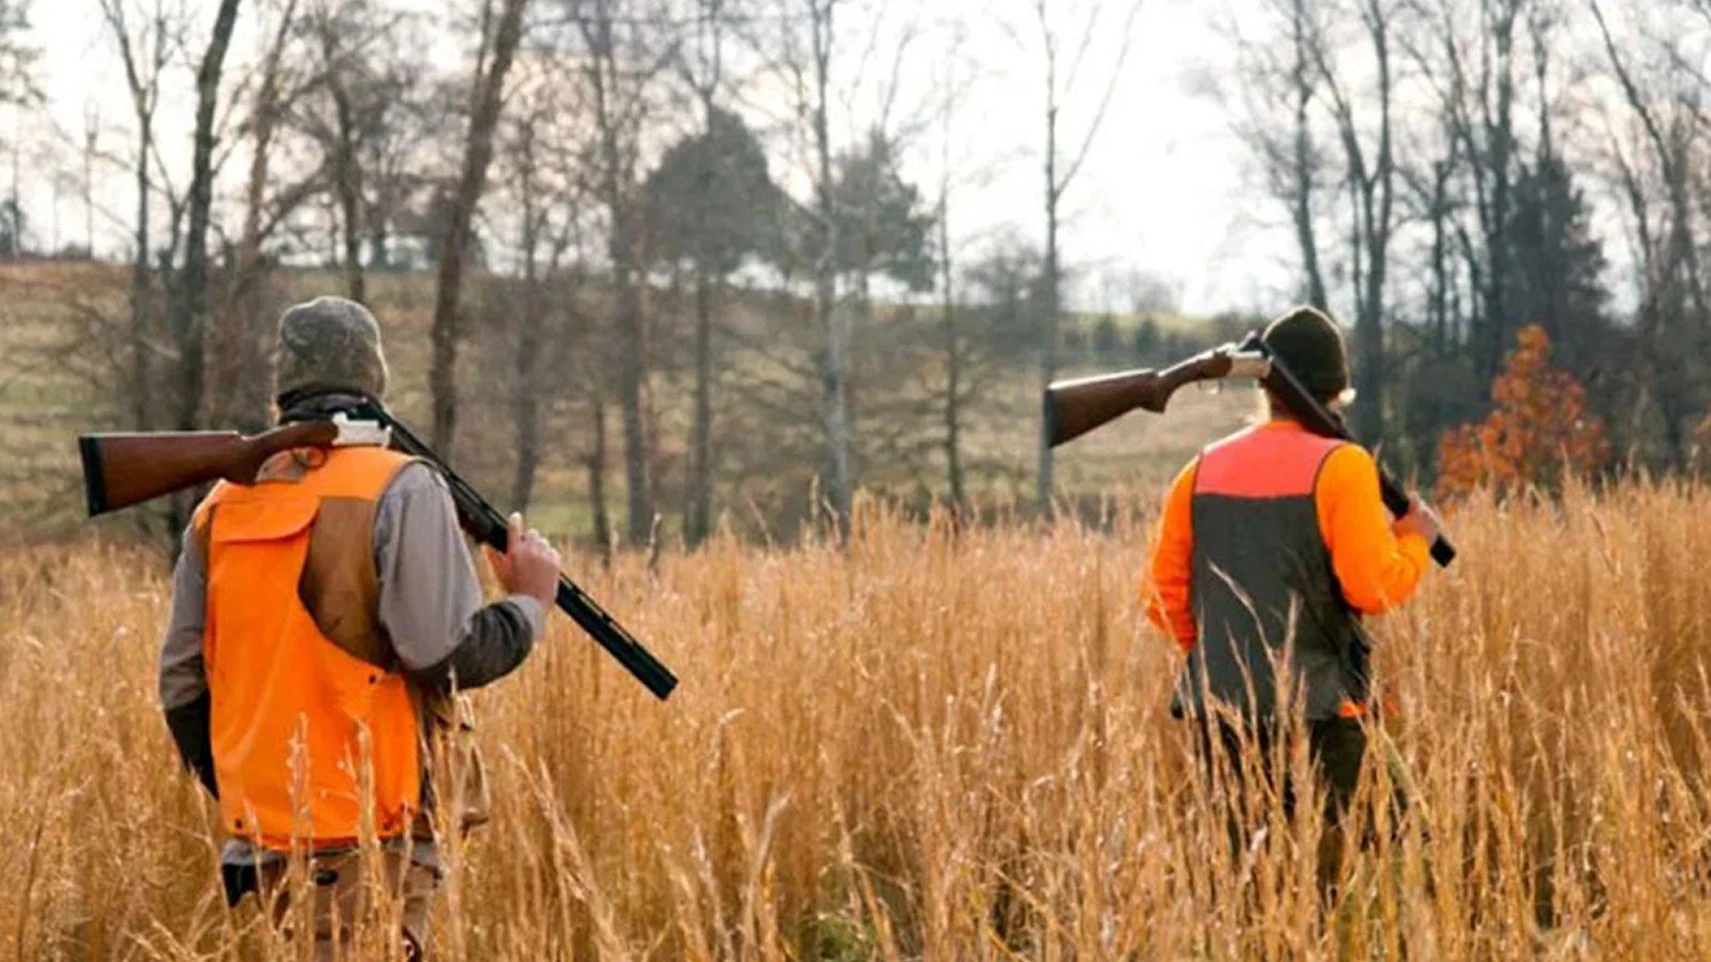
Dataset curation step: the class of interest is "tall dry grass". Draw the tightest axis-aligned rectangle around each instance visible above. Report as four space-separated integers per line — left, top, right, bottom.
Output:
3 482 1711 960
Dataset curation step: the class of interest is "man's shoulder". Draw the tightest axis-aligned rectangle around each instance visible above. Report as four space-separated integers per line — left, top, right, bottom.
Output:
375 460 453 534
1314 442 1378 499
380 459 443 497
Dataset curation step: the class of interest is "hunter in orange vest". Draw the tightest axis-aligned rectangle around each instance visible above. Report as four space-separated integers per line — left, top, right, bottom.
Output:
159 297 562 960
1141 307 1442 859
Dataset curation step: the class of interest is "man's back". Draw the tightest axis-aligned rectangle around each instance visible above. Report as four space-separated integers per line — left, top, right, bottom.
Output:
196 444 421 847
1145 419 1433 719
1186 423 1359 719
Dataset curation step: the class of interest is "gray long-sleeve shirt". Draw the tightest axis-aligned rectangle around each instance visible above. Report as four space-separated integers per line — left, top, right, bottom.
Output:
158 459 546 869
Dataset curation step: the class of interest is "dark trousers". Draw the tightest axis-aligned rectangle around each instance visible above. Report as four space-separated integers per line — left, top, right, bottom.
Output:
1192 715 1366 820
1192 715 1367 894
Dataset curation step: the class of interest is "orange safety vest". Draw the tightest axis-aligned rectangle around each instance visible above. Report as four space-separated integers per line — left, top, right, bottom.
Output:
1176 425 1373 723
193 444 421 850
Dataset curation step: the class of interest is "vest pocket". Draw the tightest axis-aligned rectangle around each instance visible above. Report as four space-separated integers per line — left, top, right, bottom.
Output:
208 497 322 544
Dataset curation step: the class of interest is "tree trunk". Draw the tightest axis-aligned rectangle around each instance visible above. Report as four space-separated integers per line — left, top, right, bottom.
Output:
430 0 529 458
330 73 366 303
685 264 715 546
811 0 851 542
940 184 964 511
83 119 96 255
1352 264 1386 441
1476 3 1516 388
1290 0 1328 311
129 119 152 432
1429 158 1450 356
1350 0 1392 445
588 392 614 566
368 208 390 269
684 6 726 547
1037 90 1060 515
582 0 654 547
612 218 652 545
170 0 242 435
211 0 296 430
511 217 543 511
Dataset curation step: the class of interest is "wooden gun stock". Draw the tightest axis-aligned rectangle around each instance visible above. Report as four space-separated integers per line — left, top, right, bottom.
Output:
1044 369 1171 447
1044 348 1263 447
79 422 338 517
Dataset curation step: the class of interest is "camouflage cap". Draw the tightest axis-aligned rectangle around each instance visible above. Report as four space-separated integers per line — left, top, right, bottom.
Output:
273 296 390 401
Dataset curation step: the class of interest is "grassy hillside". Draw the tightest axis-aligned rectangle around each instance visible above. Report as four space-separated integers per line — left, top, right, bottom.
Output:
0 260 1251 542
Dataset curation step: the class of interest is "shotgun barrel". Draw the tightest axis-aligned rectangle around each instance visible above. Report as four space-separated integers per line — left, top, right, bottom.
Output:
353 403 680 700
77 404 680 700
1240 332 1457 567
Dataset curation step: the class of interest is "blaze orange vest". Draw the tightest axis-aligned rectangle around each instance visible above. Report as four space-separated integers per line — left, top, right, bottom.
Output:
193 444 421 850
1176 425 1370 722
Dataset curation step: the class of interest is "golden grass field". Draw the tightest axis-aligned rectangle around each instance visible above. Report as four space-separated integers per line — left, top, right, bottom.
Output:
4 482 1711 960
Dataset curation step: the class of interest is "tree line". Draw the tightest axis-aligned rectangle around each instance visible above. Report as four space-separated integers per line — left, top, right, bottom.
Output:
1219 0 1711 474
2 0 1701 547
1 0 1155 547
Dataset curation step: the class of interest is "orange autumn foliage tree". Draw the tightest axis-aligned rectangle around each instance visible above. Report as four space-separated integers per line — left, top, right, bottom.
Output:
1436 324 1609 497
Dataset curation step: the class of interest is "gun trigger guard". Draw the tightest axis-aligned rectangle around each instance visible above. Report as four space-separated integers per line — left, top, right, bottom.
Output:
331 412 392 448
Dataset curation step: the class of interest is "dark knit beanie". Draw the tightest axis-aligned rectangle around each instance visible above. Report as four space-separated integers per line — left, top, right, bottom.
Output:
272 296 390 402
1262 306 1350 404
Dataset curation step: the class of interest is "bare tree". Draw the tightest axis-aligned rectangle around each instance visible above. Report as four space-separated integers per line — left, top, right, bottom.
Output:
429 0 530 458
166 0 242 436
209 0 306 429
307 0 368 301
807 0 850 539
1312 0 1399 443
100 0 180 431
682 0 730 547
1020 0 1143 512
297 0 422 301
0 0 38 107
81 101 99 256
1590 0 1706 463
558 0 675 547
935 18 972 511
359 52 431 271
499 74 585 512
1225 0 1331 311
1412 0 1524 386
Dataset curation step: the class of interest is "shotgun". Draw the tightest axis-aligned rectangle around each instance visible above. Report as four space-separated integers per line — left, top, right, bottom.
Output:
1044 332 1456 567
78 401 680 700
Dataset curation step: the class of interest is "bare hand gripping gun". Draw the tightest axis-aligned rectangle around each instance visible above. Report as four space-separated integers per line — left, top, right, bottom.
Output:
1044 332 1456 567
78 399 679 700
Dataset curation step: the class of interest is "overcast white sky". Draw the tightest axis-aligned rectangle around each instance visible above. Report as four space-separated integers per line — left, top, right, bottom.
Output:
14 0 1295 316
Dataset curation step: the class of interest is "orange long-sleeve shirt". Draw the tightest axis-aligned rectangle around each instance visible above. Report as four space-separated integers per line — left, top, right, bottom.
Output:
1142 419 1430 652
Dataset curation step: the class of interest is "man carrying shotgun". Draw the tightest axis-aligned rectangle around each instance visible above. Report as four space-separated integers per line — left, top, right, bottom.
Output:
157 297 561 959
1140 306 1440 858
